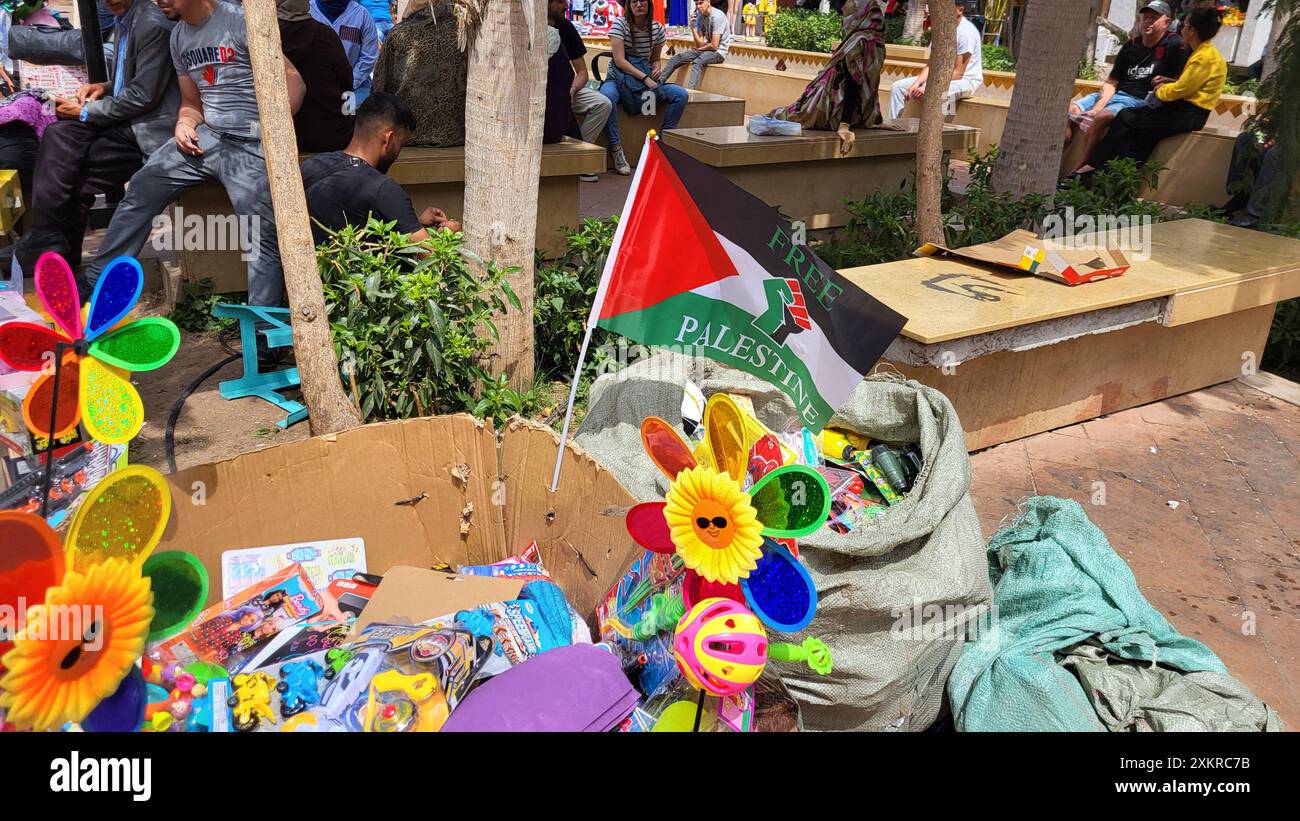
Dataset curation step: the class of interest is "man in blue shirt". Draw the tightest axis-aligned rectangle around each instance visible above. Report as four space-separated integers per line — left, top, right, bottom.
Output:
15 0 179 276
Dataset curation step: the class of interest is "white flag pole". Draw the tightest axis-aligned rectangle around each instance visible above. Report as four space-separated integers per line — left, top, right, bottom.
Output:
550 131 657 492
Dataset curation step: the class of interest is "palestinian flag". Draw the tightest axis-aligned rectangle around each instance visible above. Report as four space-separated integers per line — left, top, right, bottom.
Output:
589 137 907 430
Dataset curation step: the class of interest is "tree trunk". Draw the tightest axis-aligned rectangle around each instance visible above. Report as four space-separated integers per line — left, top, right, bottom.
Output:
903 0 927 40
915 5 955 245
243 0 362 434
464 0 546 391
1083 0 1101 69
991 0 1094 198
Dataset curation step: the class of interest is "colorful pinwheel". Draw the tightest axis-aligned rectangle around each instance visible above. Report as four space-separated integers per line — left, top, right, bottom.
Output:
0 253 180 445
624 394 830 632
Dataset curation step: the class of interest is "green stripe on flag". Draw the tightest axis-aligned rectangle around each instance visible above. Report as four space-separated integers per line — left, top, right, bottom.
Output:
598 291 835 429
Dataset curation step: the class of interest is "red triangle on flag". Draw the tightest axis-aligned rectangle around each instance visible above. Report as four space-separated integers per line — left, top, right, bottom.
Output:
597 140 738 320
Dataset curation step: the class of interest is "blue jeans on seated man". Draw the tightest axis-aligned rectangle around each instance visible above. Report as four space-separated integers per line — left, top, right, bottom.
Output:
1072 90 1146 116
597 79 689 147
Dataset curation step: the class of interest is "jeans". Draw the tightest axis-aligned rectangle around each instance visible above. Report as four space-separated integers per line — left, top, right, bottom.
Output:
1228 131 1286 221
86 125 284 307
661 48 724 90
597 79 689 146
1087 98 1210 170
1072 90 1147 115
888 76 979 121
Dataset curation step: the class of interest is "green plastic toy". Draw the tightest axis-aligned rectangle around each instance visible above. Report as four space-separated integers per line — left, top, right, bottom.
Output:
768 636 833 675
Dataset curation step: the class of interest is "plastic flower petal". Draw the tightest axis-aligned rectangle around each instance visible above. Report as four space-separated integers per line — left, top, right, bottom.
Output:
0 322 66 371
79 358 143 445
0 558 154 732
63 465 171 573
21 352 81 441
0 511 65 659
664 465 763 585
34 252 83 340
88 317 181 372
85 257 144 341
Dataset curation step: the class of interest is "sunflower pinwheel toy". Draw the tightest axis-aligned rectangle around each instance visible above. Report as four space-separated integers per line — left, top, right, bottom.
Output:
0 466 175 732
622 393 835 694
0 252 181 445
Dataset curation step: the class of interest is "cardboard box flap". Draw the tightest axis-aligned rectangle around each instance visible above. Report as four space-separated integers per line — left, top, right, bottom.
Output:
916 229 1129 286
350 566 523 634
158 414 643 619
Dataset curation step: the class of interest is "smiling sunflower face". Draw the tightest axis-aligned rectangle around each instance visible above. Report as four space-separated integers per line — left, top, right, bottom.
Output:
664 465 764 585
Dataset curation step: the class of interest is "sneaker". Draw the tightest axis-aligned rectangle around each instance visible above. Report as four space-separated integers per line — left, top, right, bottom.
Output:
579 173 599 182
611 146 632 176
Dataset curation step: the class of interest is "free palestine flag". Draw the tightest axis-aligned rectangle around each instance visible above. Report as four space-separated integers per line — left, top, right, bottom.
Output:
589 137 908 430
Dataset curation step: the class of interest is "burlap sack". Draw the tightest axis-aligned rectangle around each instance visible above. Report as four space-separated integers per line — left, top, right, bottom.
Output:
575 351 992 731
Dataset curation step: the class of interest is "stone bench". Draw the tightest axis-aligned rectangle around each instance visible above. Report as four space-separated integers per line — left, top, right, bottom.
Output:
174 138 606 294
660 121 979 229
839 218 1300 450
898 94 1007 155
1057 123 1238 207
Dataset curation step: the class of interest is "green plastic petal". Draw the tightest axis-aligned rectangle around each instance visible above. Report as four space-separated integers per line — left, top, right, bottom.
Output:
750 465 832 538
88 317 181 372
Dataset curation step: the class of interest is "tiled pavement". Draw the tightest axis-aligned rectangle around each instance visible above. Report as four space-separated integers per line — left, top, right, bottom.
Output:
968 379 1300 729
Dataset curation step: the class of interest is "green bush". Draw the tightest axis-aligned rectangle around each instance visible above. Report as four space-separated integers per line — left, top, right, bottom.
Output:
976 46 1098 80
169 278 241 333
317 217 523 422
534 216 619 379
763 10 843 53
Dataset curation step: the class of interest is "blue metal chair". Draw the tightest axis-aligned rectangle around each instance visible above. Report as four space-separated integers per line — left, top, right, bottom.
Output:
213 304 307 428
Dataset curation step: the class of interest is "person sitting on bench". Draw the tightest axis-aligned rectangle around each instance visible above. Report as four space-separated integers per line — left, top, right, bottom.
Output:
14 0 179 275
1080 6 1225 178
768 0 887 155
661 0 732 90
277 0 355 153
302 92 461 248
82 0 306 312
310 0 379 105
1062 1 1187 175
887 0 982 121
1222 119 1287 229
598 0 689 175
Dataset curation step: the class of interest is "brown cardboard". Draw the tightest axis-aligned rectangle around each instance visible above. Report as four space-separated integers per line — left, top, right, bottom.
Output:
155 414 642 619
349 566 523 635
916 229 1130 285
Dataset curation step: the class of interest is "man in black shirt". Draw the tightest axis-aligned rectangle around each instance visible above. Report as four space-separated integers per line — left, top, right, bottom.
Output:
301 93 460 247
1063 1 1187 173
548 0 610 178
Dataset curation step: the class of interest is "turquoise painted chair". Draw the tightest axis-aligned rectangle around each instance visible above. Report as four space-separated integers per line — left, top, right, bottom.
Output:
213 304 307 428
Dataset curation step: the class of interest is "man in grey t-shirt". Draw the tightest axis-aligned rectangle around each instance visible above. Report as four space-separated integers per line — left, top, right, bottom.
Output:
661 0 732 90
85 0 307 315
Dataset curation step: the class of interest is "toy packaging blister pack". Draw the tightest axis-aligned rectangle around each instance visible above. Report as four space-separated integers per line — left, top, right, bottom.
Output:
294 623 493 732
595 551 687 699
157 563 323 673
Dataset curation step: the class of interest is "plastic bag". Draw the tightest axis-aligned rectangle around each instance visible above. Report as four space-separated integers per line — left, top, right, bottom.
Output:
747 115 802 137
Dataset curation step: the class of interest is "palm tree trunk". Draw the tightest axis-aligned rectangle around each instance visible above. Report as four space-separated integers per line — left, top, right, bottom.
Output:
903 0 927 40
464 0 547 391
915 5 955 244
244 0 361 434
991 0 1094 198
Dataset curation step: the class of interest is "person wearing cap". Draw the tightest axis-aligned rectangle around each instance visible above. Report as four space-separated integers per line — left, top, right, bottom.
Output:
1062 1 1187 173
1081 6 1226 177
278 0 355 153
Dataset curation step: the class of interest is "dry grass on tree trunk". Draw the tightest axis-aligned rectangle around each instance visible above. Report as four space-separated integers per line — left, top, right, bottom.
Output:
463 0 547 391
244 0 361 435
915 7 956 245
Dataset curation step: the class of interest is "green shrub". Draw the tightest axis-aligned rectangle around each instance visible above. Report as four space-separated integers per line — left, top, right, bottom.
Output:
534 216 618 380
169 277 240 333
763 10 843 53
1076 59 1100 81
317 217 522 422
983 45 1016 72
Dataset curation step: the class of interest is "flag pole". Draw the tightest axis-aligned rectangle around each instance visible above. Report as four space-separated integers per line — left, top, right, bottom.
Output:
550 130 657 493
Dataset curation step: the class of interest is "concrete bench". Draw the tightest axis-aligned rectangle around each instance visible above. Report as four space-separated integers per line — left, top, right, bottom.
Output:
173 137 606 294
897 94 1007 155
660 122 980 229
839 218 1300 450
1057 124 1238 207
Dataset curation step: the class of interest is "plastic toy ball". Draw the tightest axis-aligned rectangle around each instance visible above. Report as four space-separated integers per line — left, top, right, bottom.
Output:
672 597 767 697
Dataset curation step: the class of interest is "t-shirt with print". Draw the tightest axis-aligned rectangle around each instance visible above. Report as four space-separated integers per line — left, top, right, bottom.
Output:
954 15 983 87
1109 31 1188 100
301 152 422 245
171 0 261 136
696 7 733 57
610 16 666 63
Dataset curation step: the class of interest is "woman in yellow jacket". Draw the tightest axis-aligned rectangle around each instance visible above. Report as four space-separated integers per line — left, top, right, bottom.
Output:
1083 6 1226 173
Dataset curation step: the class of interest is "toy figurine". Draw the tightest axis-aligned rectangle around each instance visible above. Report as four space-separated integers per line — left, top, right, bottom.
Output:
322 647 356 680
276 660 325 717
227 672 278 732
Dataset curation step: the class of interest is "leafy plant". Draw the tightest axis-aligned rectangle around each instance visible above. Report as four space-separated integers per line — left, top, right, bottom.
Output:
763 10 844 53
534 216 618 379
316 217 520 423
983 45 1016 73
1076 59 1100 81
168 277 240 333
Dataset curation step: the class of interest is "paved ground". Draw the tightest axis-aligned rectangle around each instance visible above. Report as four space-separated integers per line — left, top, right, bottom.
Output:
968 378 1300 729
